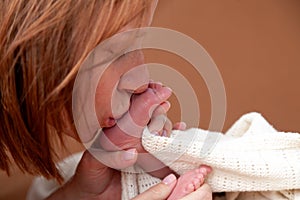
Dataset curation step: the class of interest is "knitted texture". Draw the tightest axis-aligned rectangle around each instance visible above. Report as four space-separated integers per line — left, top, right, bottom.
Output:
121 165 161 200
121 112 300 199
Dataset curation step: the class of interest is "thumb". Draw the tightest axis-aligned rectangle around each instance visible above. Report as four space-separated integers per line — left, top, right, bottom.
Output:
87 147 138 170
74 149 138 194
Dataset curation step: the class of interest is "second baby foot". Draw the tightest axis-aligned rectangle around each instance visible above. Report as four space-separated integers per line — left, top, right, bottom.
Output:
167 165 212 200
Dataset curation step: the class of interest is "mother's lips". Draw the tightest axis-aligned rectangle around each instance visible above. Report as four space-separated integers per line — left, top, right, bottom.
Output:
104 83 151 128
104 110 128 128
104 117 117 127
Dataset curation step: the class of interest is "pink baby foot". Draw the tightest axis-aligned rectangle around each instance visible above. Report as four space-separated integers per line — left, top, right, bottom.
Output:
99 84 172 152
167 165 212 200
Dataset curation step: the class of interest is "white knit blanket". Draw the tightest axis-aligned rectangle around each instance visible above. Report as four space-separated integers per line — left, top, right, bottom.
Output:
121 112 300 200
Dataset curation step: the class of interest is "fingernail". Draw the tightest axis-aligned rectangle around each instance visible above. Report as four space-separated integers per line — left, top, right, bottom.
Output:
122 149 137 161
162 174 176 185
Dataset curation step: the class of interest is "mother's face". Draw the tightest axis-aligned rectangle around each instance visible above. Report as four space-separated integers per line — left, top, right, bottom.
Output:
95 49 150 128
72 1 158 141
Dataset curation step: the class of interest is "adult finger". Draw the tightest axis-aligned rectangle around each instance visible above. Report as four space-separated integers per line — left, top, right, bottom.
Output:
162 118 172 137
179 183 212 200
148 114 167 134
87 147 138 170
74 149 136 196
132 174 177 200
151 101 171 117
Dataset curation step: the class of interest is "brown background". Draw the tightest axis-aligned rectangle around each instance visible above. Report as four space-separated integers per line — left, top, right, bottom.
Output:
1 1 300 199
148 0 300 132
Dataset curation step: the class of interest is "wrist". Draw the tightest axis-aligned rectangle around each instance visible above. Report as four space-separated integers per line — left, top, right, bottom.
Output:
45 177 81 200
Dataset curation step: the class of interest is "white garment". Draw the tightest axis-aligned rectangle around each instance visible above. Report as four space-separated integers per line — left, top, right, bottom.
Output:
27 113 300 200
27 152 83 200
122 112 300 199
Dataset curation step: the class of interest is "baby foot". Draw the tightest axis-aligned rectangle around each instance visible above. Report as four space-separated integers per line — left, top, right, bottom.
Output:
99 84 172 152
167 165 212 200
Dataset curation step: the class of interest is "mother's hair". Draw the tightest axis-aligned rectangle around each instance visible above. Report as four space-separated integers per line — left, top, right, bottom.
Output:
0 0 152 182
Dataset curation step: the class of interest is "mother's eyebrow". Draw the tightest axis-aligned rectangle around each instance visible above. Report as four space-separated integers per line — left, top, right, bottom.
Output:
84 30 145 70
89 48 127 69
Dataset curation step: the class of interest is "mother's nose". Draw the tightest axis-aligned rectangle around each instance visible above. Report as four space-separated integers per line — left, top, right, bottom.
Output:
118 65 150 94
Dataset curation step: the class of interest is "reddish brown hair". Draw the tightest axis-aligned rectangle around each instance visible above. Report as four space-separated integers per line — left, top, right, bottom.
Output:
0 0 152 182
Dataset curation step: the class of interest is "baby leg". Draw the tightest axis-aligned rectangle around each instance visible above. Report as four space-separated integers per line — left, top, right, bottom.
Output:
167 165 212 200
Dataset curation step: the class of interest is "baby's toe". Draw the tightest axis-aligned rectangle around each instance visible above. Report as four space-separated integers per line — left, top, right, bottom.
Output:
185 183 195 193
192 176 202 189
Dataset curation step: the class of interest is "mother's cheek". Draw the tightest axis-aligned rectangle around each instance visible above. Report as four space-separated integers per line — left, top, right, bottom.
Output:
94 88 113 127
111 89 132 119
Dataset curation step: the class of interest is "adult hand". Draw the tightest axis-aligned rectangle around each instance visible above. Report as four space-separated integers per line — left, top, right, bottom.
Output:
46 149 137 199
47 150 212 200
